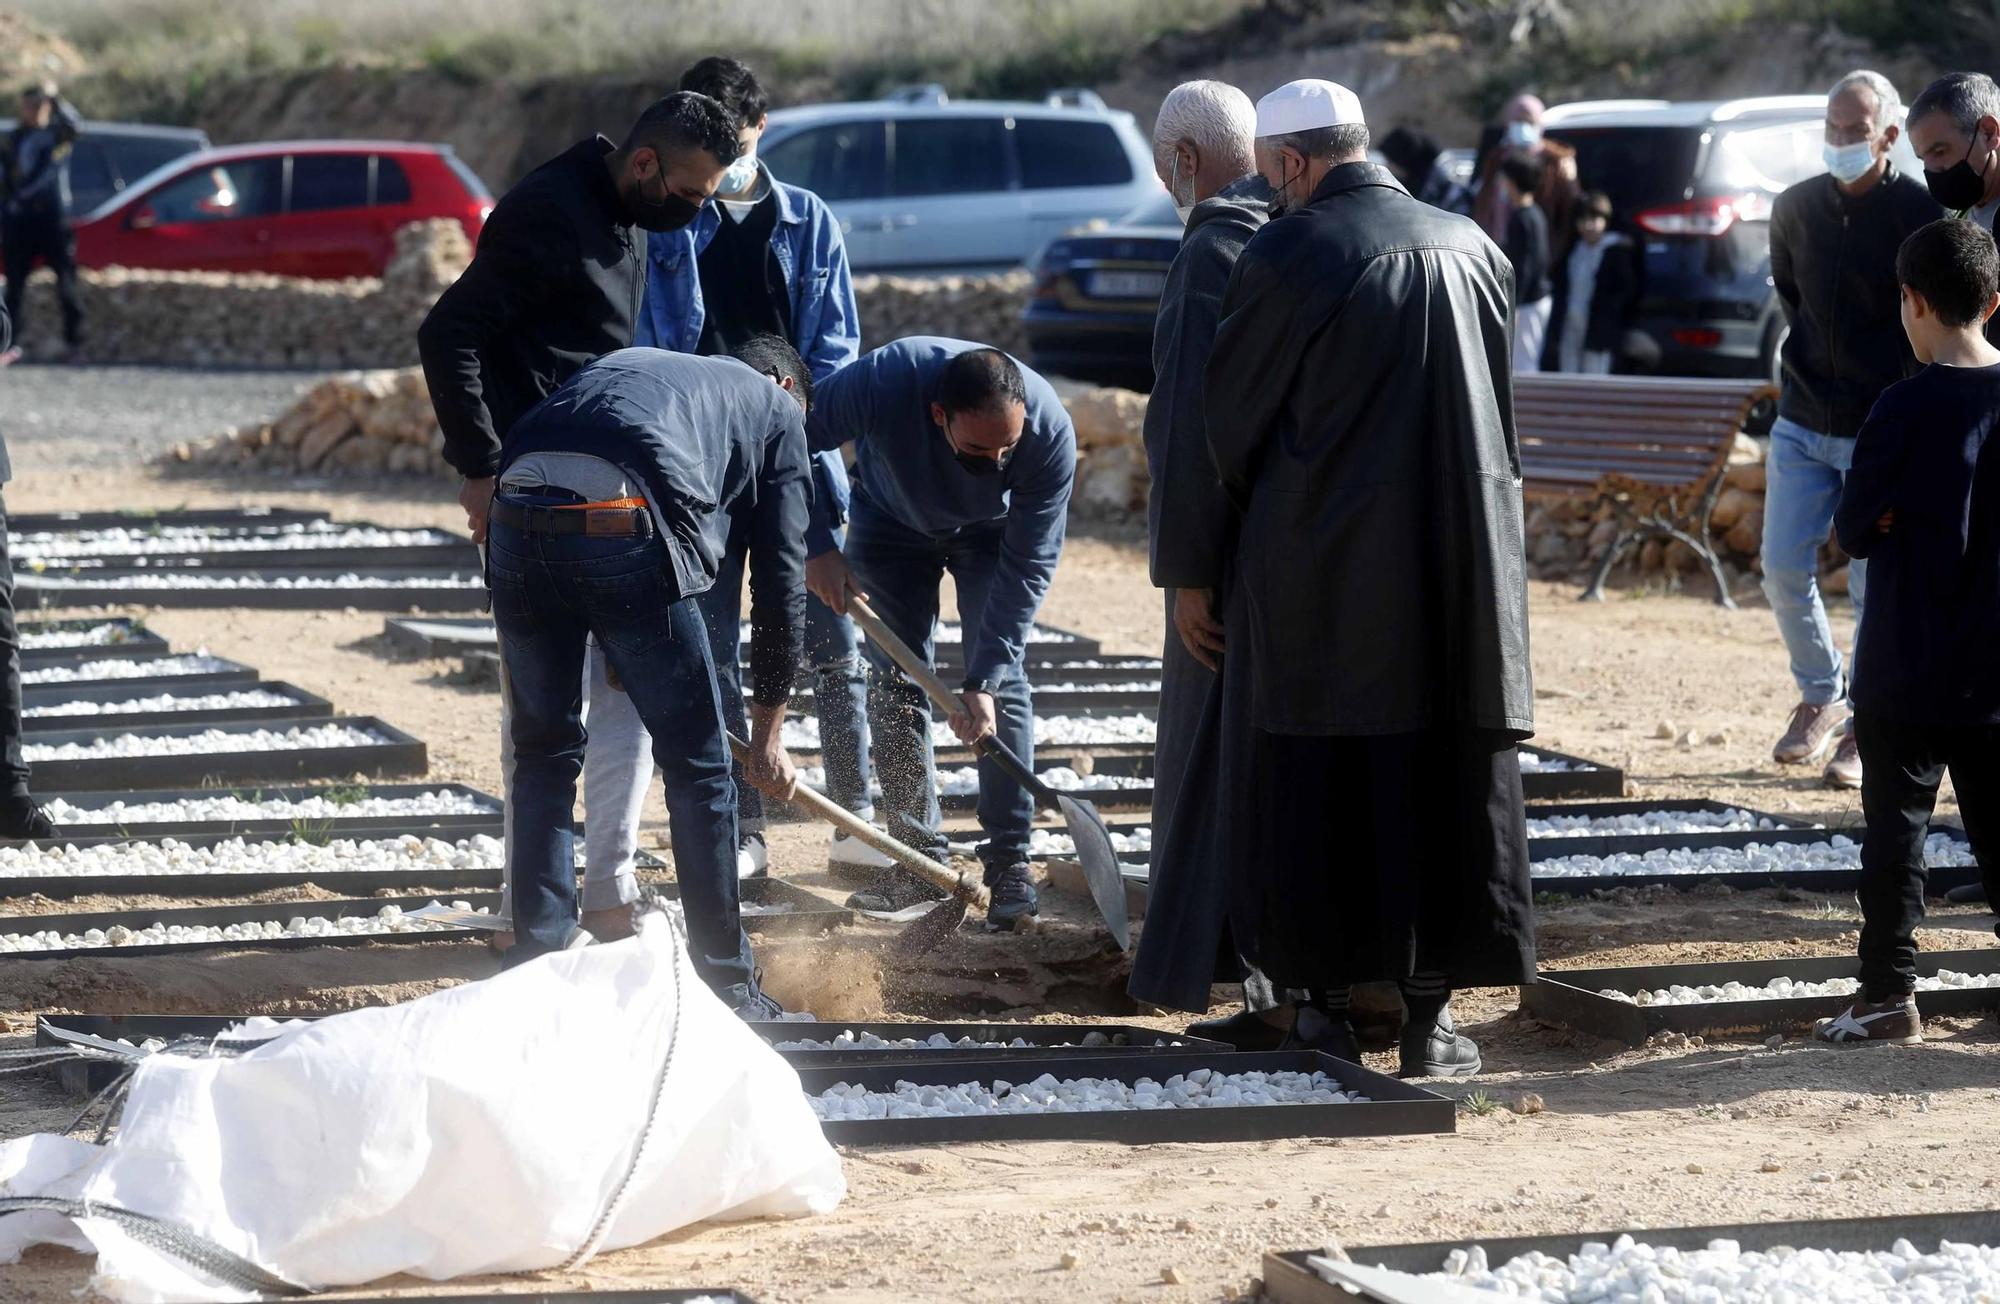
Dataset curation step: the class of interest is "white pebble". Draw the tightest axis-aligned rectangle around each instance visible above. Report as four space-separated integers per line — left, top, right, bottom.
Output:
1538 833 1968 882
1604 968 1999 1006
23 653 236 685
24 688 304 718
43 788 496 826
1528 808 1796 838
24 723 393 761
809 1069 1369 1119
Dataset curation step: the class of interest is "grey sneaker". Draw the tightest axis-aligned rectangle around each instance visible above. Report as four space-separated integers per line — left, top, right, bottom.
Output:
845 867 947 915
1773 700 1848 764
1813 994 1921 1046
1822 729 1862 789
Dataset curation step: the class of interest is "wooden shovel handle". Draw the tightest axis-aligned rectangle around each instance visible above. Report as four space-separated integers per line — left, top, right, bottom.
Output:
846 596 964 719
726 733 988 910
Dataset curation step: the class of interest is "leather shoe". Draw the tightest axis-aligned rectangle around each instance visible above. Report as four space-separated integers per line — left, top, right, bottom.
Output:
1186 1006 1292 1052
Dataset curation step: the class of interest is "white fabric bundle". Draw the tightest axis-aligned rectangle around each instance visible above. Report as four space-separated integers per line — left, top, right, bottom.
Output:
0 913 845 1300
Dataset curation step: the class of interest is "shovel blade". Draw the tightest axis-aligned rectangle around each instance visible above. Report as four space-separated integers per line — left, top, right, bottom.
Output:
1055 792 1132 951
890 896 970 958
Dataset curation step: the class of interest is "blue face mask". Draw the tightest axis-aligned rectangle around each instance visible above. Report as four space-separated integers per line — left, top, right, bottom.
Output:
719 147 759 194
1823 139 1877 184
1502 121 1543 150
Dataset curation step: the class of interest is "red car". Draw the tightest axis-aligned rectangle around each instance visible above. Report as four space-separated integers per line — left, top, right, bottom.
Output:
71 141 492 279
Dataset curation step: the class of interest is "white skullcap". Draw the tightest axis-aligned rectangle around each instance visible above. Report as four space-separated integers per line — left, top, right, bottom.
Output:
1254 79 1365 137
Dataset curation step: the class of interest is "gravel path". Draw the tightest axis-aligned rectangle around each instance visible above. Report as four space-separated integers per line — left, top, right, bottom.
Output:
0 364 310 474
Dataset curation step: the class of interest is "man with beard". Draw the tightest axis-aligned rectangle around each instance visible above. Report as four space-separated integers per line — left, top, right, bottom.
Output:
1203 79 1536 1077
419 92 739 946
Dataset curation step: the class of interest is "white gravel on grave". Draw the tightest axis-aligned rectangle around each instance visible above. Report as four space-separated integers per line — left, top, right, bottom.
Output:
0 900 485 954
20 622 136 650
44 789 495 826
1533 832 1973 880
782 713 1155 751
0 834 501 879
12 523 456 560
23 688 301 718
742 620 1076 646
1031 680 1161 694
22 653 237 684
1028 826 1151 857
777 1029 1169 1052
24 572 483 591
794 764 1149 797
23 723 391 762
809 1066 1369 1120
1527 808 1793 838
1520 752 1596 773
1603 968 2000 1006
1398 1233 2000 1301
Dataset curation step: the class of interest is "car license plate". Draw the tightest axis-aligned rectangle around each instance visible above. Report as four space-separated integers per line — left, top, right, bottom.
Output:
1088 270 1166 299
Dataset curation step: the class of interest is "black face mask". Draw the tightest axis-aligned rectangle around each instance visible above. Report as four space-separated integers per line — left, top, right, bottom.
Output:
943 416 1010 476
1925 135 1995 211
1267 153 1303 218
631 172 702 233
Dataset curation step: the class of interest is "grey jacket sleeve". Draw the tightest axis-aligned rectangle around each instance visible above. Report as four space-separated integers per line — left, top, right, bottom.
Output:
746 399 812 706
1146 226 1246 589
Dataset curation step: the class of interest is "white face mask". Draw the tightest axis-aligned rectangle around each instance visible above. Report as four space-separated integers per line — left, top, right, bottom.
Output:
1502 120 1542 150
719 146 759 194
1822 139 1877 184
1169 151 1196 222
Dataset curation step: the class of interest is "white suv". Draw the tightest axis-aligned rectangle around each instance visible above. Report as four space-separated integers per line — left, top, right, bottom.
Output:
759 87 1161 273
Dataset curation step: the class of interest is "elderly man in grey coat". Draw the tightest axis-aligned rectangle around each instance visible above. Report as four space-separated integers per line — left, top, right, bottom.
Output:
1125 81 1296 1043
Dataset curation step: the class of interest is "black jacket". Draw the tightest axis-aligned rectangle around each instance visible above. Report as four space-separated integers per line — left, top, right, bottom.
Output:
2 100 81 220
419 136 645 479
1144 173 1268 589
1835 361 2000 727
498 349 810 704
1771 167 1940 439
1205 163 1533 737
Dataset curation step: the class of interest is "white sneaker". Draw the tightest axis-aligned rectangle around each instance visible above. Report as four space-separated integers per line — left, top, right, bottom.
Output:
736 834 769 880
829 827 898 872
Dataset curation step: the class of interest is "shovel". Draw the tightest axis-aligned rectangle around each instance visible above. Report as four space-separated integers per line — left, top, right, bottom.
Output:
726 732 988 957
845 596 1132 952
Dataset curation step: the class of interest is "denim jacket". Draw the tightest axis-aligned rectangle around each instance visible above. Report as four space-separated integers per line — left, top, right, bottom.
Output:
636 165 860 554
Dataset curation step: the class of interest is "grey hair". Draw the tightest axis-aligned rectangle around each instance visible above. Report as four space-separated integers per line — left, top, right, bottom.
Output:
1153 79 1257 177
1828 69 1902 128
1910 72 2000 137
1264 123 1371 164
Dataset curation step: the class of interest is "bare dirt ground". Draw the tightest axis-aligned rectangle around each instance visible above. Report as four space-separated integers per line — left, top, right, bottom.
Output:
0 405 1992 1303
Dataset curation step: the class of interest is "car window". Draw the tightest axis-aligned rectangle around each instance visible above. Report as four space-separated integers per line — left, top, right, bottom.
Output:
375 155 413 204
892 117 1009 197
145 157 284 223
1707 120 1823 192
64 140 114 210
762 121 887 202
288 153 370 212
1015 118 1134 189
107 135 207 185
1546 126 1704 218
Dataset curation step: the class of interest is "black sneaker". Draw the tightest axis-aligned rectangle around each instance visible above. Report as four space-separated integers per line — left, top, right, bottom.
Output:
982 861 1038 932
1400 1003 1483 1078
1187 1007 1293 1052
732 988 815 1022
845 867 947 916
1283 1004 1361 1062
0 800 56 841
1944 882 1988 907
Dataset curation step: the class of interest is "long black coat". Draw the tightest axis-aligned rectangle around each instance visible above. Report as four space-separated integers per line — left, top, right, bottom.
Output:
1127 174 1268 1013
1204 163 1534 738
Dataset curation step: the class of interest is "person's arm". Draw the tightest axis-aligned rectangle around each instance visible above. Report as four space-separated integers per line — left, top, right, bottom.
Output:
968 409 1074 692
1769 194 1800 324
1205 240 1303 505
801 355 876 612
741 402 812 798
1833 394 1908 559
417 206 572 481
1150 230 1239 590
792 195 861 384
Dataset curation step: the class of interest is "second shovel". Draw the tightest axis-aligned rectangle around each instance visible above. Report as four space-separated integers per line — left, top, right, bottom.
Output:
846 595 1132 952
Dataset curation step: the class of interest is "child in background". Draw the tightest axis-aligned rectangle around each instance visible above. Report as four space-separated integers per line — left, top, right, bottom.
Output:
1553 190 1639 373
1816 218 2000 1046
1498 153 1552 373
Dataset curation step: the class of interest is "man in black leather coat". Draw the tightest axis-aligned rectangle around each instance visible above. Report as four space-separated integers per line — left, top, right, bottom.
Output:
1202 79 1536 1079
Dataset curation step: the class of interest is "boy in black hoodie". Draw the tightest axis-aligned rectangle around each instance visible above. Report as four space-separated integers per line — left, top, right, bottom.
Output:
1815 218 2000 1045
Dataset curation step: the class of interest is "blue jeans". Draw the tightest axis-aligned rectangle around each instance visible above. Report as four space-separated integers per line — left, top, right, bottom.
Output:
695 529 875 833
487 508 753 1004
844 504 1034 871
1760 416 1869 706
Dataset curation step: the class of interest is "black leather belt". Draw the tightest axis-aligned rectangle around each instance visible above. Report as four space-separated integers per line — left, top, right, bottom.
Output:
491 498 652 537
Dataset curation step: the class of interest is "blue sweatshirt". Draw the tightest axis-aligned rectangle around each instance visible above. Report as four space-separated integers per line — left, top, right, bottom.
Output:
806 336 1075 683
1834 359 2000 727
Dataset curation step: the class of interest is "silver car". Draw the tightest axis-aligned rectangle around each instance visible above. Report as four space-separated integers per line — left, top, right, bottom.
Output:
758 86 1163 273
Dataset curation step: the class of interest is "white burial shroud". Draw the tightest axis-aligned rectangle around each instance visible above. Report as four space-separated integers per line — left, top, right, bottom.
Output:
0 912 847 1302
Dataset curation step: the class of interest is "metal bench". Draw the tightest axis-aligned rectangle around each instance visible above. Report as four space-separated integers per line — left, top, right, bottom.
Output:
1515 374 1777 609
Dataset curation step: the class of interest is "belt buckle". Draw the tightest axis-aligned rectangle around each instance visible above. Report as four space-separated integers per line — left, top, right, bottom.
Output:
583 509 626 537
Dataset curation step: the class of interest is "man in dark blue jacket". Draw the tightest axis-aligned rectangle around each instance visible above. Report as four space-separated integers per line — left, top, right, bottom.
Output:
487 338 810 1015
805 337 1075 930
0 82 84 363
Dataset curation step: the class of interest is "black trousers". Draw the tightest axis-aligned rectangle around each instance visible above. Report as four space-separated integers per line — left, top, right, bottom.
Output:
1853 710 2000 998
2 211 82 348
0 493 27 798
